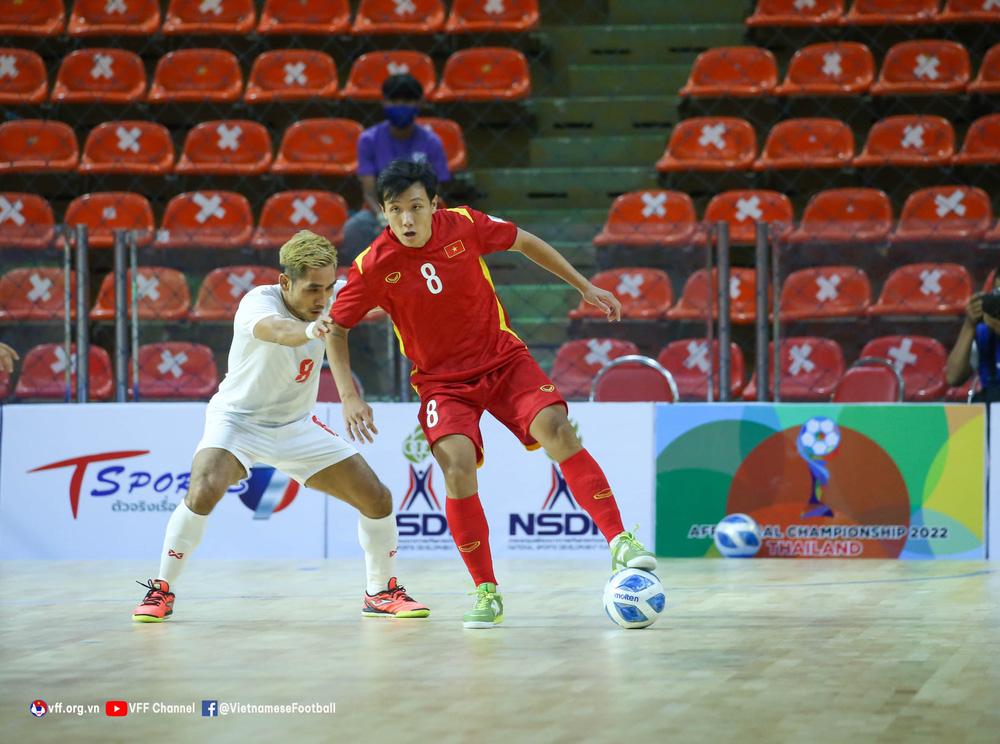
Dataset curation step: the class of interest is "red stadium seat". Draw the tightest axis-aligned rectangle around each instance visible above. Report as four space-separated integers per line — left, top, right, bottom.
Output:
779 266 872 320
0 193 55 249
869 263 971 316
775 42 875 96
157 191 254 249
0 268 75 321
272 119 362 176
953 114 1000 166
657 339 745 400
317 365 364 402
135 342 218 400
550 338 640 400
594 190 703 248
945 378 977 402
149 49 243 103
832 362 903 403
90 267 191 321
746 0 844 27
176 120 272 175
258 0 351 34
667 268 760 324
68 0 160 36
416 118 467 172
755 118 854 170
940 0 1000 22
163 0 256 35
253 191 349 249
245 50 339 103
871 41 971 96
0 48 48 105
704 190 793 245
845 0 940 25
191 265 280 321
352 0 444 34
569 268 673 320
0 0 65 36
445 0 539 32
51 49 146 103
590 356 678 403
0 120 79 173
855 115 955 168
342 51 436 101
751 337 845 401
15 344 112 401
655 117 757 173
969 44 1000 95
64 192 155 249
892 186 992 242
860 335 948 401
432 48 531 102
786 188 893 244
680 47 778 97
79 121 174 176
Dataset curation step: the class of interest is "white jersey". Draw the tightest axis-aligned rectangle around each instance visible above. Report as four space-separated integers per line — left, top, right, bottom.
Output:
207 282 343 426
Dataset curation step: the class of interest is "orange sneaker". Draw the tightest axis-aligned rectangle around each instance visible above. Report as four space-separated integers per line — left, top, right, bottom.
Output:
362 577 430 618
132 579 175 623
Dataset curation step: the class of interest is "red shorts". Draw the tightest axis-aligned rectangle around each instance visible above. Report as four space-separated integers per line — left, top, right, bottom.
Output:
416 352 567 466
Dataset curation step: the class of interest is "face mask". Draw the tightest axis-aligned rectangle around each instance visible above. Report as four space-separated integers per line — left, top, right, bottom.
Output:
384 105 418 129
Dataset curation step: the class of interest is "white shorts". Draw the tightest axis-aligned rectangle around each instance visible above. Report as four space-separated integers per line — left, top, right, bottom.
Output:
195 408 358 485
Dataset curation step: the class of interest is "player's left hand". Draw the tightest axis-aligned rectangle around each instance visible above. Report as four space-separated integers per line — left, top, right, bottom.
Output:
580 284 621 322
343 395 379 444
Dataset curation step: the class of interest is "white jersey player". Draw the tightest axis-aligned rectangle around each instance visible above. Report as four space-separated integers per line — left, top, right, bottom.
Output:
132 230 429 622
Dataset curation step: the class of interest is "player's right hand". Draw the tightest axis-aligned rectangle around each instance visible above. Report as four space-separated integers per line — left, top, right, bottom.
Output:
967 293 984 325
0 342 19 374
343 395 379 444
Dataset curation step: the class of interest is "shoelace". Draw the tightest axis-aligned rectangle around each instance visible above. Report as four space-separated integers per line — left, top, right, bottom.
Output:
388 584 416 602
469 587 496 610
136 579 169 607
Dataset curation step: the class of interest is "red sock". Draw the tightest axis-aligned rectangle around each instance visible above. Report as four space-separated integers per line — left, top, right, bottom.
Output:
445 493 497 586
559 449 625 543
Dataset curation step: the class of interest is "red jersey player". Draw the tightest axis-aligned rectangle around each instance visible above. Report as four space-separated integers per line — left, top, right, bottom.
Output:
328 160 656 628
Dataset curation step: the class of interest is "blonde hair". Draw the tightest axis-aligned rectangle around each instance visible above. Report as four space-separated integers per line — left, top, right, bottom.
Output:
279 230 338 280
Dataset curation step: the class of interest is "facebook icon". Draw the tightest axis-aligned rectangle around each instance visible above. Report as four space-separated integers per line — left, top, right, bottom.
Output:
202 700 219 717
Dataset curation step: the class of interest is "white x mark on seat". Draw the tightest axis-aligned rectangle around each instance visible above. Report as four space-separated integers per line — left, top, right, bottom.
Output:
199 0 223 16
0 196 25 226
158 350 189 378
136 273 160 301
934 190 966 218
115 125 141 153
735 196 762 222
216 123 242 151
919 268 943 296
284 62 307 86
616 273 644 298
822 52 842 78
90 53 114 80
193 193 225 223
0 55 18 79
387 61 411 75
901 124 925 150
887 338 917 372
485 0 506 13
101 206 117 221
50 346 73 375
105 0 127 14
794 0 816 9
583 339 612 367
394 0 417 15
698 123 727 151
227 270 257 298
27 273 53 302
290 195 318 225
640 192 667 219
788 343 815 376
815 274 841 302
983 0 1000 10
914 54 940 81
729 276 742 299
684 340 710 372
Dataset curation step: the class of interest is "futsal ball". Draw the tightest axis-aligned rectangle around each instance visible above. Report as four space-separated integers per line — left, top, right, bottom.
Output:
714 513 762 558
603 568 666 629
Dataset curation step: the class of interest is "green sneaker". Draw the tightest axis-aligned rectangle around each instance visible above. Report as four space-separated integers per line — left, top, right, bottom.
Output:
463 582 504 629
610 526 657 572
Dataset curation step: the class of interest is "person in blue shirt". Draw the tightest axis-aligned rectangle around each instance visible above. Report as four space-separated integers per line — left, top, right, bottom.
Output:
340 74 451 262
946 272 1000 403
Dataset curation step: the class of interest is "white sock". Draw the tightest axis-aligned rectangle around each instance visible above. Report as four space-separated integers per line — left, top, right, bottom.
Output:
358 511 398 595
156 501 209 587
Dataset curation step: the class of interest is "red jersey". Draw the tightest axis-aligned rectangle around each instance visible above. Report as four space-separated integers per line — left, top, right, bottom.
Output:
331 206 525 387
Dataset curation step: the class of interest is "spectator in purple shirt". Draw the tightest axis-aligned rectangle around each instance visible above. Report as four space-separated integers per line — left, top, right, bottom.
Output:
341 74 451 261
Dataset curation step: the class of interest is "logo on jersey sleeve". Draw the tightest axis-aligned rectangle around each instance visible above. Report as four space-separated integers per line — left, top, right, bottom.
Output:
443 240 466 259
385 272 402 284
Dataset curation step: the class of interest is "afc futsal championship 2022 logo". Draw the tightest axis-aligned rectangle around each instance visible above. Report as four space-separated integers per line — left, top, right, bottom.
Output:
395 425 451 549
796 416 841 518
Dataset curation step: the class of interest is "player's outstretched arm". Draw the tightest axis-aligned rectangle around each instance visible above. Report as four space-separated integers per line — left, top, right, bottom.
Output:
326 323 379 444
510 228 621 322
253 315 331 347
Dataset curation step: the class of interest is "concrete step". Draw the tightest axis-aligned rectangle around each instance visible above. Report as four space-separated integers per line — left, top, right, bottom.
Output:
530 133 666 167
471 166 658 211
528 96 679 137
608 0 749 24
567 63 691 96
545 24 748 69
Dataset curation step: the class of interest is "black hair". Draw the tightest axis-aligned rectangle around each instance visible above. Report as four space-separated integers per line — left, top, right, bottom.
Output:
381 73 424 102
377 159 439 205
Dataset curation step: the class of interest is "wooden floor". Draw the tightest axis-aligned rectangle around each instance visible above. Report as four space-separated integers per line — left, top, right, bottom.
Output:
1 558 998 743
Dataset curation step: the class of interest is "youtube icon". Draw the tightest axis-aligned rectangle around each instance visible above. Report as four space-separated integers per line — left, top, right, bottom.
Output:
105 701 128 717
